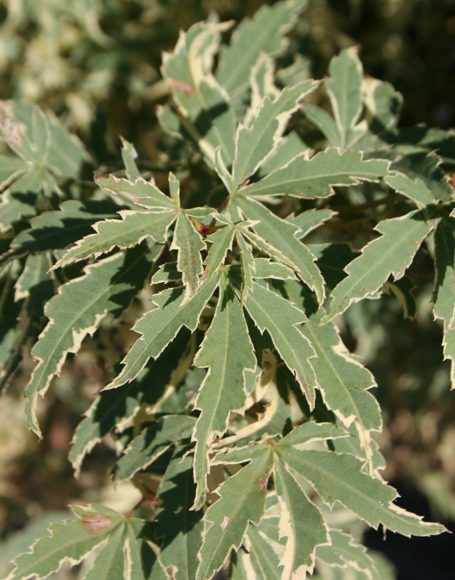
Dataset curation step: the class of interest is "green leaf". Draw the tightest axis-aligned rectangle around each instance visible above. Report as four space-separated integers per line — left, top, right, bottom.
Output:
325 48 364 150
326 210 435 320
385 152 453 205
289 208 336 239
8 101 87 178
274 456 329 577
15 253 52 301
205 225 235 274
120 137 140 181
82 525 125 580
278 421 347 449
113 415 195 482
433 216 455 388
55 209 174 268
106 274 219 389
162 22 236 166
192 286 256 508
0 190 37 233
216 0 305 101
0 154 28 189
96 175 175 211
125 519 168 580
244 281 317 407
69 332 191 474
363 77 403 135
316 529 382 580
9 504 163 580
301 312 382 458
244 53 278 126
9 200 117 258
232 79 317 187
171 212 206 301
258 132 306 176
8 504 120 580
155 453 203 580
277 445 445 536
252 258 296 281
25 249 150 436
196 447 273 580
241 149 389 199
236 196 325 303
0 101 86 198
302 104 340 146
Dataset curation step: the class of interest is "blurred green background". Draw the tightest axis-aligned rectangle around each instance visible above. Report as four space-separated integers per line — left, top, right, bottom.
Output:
0 1 454 578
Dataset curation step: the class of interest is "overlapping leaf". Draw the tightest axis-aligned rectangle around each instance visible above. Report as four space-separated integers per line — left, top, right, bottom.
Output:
155 453 204 580
244 281 317 406
192 284 256 508
231 79 317 188
196 447 273 580
241 148 389 199
106 274 219 390
326 210 435 320
216 0 305 101
235 195 325 303
433 216 455 388
8 504 164 580
25 248 150 436
162 21 236 166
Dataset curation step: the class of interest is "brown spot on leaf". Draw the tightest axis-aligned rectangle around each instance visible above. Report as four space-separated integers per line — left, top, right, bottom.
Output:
0 102 22 152
80 513 113 533
258 471 271 493
169 79 195 97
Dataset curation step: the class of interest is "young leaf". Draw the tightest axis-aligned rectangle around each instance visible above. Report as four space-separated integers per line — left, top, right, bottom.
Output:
192 286 256 508
326 210 435 320
196 447 273 580
216 0 305 100
106 274 219 389
236 196 325 303
244 281 317 406
25 249 150 436
274 456 329 578
232 79 318 187
241 148 389 199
